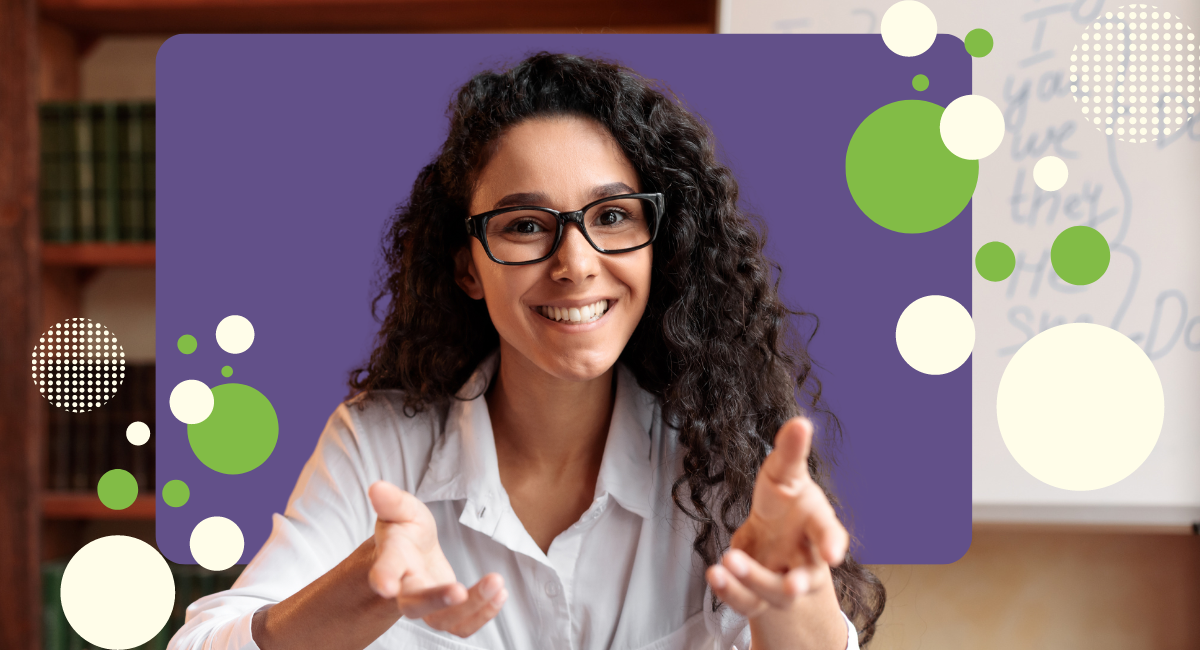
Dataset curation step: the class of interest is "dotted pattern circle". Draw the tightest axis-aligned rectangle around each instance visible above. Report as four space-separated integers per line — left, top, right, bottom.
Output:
1070 4 1197 143
31 317 126 413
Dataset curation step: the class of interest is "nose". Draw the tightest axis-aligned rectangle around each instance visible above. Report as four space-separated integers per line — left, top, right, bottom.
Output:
550 218 601 281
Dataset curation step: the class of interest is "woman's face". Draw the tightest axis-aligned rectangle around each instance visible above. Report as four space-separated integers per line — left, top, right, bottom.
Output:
455 114 652 383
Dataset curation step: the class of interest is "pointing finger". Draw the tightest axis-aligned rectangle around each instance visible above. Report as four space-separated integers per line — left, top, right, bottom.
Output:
369 481 428 527
761 417 814 487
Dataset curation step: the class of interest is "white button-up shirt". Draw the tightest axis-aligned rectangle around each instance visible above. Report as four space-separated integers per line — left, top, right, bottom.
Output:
169 349 859 650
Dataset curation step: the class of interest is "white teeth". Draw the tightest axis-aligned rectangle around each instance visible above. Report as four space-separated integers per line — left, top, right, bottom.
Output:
539 300 609 323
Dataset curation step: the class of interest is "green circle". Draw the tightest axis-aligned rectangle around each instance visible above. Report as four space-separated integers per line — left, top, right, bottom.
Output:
162 479 191 507
1051 226 1110 285
975 241 1016 281
221 365 233 378
98 469 138 510
965 29 994 57
845 100 979 234
188 383 279 475
177 334 198 355
912 74 929 91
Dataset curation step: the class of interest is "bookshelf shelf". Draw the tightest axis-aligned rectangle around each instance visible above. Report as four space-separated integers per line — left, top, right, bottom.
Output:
42 242 155 267
42 492 156 520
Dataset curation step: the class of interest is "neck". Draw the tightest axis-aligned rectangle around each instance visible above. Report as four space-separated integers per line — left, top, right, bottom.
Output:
485 343 615 474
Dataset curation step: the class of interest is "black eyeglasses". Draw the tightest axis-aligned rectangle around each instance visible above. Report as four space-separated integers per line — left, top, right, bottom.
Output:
464 192 664 265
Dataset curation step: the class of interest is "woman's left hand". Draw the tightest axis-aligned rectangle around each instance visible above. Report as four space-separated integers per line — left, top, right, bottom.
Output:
705 416 850 619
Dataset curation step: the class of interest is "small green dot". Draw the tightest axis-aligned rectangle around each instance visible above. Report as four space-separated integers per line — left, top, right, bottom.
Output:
975 241 1016 281
222 365 233 378
162 479 191 507
912 74 930 91
98 469 138 510
1051 226 1110 285
965 29 994 57
178 334 198 355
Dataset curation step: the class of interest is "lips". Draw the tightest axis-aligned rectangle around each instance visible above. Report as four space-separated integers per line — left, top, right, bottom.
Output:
534 299 611 324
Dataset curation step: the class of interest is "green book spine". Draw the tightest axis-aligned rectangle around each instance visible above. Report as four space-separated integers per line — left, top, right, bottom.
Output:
39 105 57 241
75 102 95 242
128 104 144 242
103 102 120 243
145 103 155 241
57 104 74 242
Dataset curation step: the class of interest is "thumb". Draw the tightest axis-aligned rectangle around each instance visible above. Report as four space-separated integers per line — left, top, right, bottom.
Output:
369 480 426 525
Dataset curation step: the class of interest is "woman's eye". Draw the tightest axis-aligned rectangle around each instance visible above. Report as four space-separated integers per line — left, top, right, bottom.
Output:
597 209 626 226
511 220 544 234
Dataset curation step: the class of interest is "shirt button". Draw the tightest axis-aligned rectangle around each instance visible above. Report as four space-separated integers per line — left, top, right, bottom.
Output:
544 581 560 598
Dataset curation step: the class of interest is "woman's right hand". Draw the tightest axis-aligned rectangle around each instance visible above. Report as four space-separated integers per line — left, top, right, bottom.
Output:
367 480 508 638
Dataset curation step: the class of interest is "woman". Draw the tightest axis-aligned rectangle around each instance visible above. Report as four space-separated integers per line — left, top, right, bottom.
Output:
169 51 885 650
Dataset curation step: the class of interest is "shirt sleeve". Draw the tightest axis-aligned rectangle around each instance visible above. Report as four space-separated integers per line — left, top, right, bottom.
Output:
842 609 860 650
167 402 376 650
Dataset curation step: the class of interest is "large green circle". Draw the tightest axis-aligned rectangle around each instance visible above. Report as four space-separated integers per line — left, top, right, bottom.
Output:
976 241 1016 281
846 100 979 234
98 469 138 510
965 29 994 57
1051 226 1110 285
177 334 197 355
187 383 279 475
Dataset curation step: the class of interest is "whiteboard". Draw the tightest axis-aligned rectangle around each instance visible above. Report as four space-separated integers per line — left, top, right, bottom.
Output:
723 0 1200 527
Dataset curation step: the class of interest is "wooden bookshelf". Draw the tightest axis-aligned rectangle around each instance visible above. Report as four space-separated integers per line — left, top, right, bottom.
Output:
42 241 156 267
42 492 156 519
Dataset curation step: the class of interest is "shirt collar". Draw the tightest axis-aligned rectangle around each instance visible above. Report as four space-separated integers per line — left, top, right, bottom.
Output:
414 348 656 521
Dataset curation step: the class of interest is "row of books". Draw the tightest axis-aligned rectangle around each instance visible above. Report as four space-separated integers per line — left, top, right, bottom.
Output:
39 101 156 244
47 363 155 493
42 558 244 650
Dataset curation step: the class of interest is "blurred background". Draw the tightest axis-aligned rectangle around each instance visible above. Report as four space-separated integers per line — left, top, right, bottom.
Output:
0 0 1196 648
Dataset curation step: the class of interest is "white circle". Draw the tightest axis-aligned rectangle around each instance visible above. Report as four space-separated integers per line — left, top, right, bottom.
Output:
1032 155 1070 191
126 421 152 446
216 315 255 354
997 323 1163 490
881 1 938 57
939 95 1006 159
170 379 215 424
895 295 975 375
191 516 245 571
60 536 174 649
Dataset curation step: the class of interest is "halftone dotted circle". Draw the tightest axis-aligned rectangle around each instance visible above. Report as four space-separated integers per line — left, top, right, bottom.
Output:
881 1 938 57
216 315 255 354
221 365 233 378
976 241 1017 281
190 516 245 571
188 383 279 475
1052 225 1111 285
98 469 139 510
170 379 215 424
177 334 197 354
127 420 151 446
965 28 994 57
997 323 1163 490
1069 5 1197 143
939 95 1006 159
1033 155 1070 190
846 100 979 234
61 535 174 649
31 318 127 413
895 295 976 375
163 479 191 507
912 73 930 91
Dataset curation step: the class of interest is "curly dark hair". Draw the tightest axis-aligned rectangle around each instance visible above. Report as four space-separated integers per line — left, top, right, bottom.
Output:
345 50 885 644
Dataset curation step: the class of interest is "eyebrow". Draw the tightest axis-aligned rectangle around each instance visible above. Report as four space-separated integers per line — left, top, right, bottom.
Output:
492 182 636 210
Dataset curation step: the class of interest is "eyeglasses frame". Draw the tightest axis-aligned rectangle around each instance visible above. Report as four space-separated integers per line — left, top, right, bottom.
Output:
464 192 665 266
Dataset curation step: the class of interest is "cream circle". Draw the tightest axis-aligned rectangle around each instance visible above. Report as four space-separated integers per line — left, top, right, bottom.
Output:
126 420 152 446
895 295 975 375
880 1 938 57
939 95 1006 159
1033 155 1070 191
997 323 1163 491
216 315 255 354
60 536 174 649
170 379 215 424
190 516 245 571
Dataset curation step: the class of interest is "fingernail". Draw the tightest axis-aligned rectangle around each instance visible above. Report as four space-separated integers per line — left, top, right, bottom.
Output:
443 593 456 606
481 579 500 600
711 567 726 589
725 552 748 578
790 572 809 594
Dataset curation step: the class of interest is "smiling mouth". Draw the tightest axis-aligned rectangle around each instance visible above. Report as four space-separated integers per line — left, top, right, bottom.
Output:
533 299 612 324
